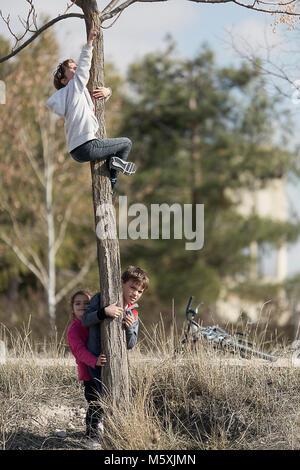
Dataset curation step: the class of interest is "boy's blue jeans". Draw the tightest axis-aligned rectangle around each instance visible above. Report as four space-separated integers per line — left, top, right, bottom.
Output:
70 137 132 164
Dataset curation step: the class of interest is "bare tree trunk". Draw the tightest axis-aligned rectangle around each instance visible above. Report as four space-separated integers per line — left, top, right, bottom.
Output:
43 113 57 329
46 157 56 328
79 0 130 405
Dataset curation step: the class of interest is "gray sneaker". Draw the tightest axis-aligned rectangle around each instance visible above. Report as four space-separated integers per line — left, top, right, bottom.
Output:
97 421 104 434
85 436 102 449
109 156 136 176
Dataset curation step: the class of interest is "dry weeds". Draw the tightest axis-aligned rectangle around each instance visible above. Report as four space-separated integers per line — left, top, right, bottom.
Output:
1 321 300 451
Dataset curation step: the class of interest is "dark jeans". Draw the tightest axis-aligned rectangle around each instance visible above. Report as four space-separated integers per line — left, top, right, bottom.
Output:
84 367 103 438
70 137 132 164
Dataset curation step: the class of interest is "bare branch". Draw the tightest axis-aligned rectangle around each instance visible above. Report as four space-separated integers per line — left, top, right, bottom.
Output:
101 0 168 21
0 231 47 289
26 246 49 284
0 13 84 64
226 27 298 100
63 0 80 15
186 0 232 3
55 250 97 304
54 188 85 255
101 0 296 24
0 203 49 286
1 0 299 57
101 11 124 28
1 0 38 49
19 128 45 188
102 0 122 14
0 12 19 49
255 0 295 5
187 0 300 15
101 0 137 20
232 0 300 15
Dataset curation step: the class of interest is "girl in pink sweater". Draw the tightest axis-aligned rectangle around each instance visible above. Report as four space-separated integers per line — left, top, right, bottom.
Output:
67 289 106 447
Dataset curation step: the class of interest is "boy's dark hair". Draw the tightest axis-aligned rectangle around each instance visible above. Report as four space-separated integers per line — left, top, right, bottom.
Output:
121 266 149 290
53 59 76 90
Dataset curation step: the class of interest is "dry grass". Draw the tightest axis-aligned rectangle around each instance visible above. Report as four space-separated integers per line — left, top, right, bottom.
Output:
1 320 300 450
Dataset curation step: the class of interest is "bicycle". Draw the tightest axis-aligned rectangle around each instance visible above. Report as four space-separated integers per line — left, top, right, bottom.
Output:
181 296 278 362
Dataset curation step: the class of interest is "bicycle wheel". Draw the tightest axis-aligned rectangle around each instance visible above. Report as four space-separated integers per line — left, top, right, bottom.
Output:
292 349 300 366
236 343 278 362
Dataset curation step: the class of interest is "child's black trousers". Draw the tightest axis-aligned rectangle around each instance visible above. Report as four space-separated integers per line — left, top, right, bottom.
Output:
83 379 103 438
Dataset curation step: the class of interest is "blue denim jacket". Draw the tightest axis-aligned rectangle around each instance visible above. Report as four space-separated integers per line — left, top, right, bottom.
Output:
82 292 139 356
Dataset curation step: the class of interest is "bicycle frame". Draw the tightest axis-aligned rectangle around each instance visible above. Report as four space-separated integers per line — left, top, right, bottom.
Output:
182 296 278 362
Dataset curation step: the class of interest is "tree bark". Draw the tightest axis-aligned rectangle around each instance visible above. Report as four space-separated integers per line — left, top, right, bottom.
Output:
79 0 130 405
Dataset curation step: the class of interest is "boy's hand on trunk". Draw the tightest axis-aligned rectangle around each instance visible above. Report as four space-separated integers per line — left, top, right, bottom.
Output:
104 301 123 319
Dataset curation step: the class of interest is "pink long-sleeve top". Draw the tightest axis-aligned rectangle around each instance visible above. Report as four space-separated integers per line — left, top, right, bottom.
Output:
67 317 98 381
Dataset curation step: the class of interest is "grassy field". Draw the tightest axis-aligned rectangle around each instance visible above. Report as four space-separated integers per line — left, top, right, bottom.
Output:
1 321 300 451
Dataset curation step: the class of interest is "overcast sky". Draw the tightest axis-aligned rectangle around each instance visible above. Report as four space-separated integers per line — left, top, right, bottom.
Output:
1 0 300 275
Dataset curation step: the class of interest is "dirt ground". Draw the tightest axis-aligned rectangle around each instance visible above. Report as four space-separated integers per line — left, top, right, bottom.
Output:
2 350 300 450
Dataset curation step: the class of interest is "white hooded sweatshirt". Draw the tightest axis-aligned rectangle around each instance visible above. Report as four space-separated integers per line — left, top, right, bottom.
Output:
46 44 109 153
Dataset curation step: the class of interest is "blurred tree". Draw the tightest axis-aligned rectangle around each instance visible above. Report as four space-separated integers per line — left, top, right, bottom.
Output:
0 28 101 328
117 38 300 317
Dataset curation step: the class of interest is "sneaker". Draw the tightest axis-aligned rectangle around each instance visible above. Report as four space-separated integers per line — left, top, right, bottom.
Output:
113 188 118 201
85 436 102 449
110 177 117 189
110 178 117 200
109 156 136 176
97 421 104 434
